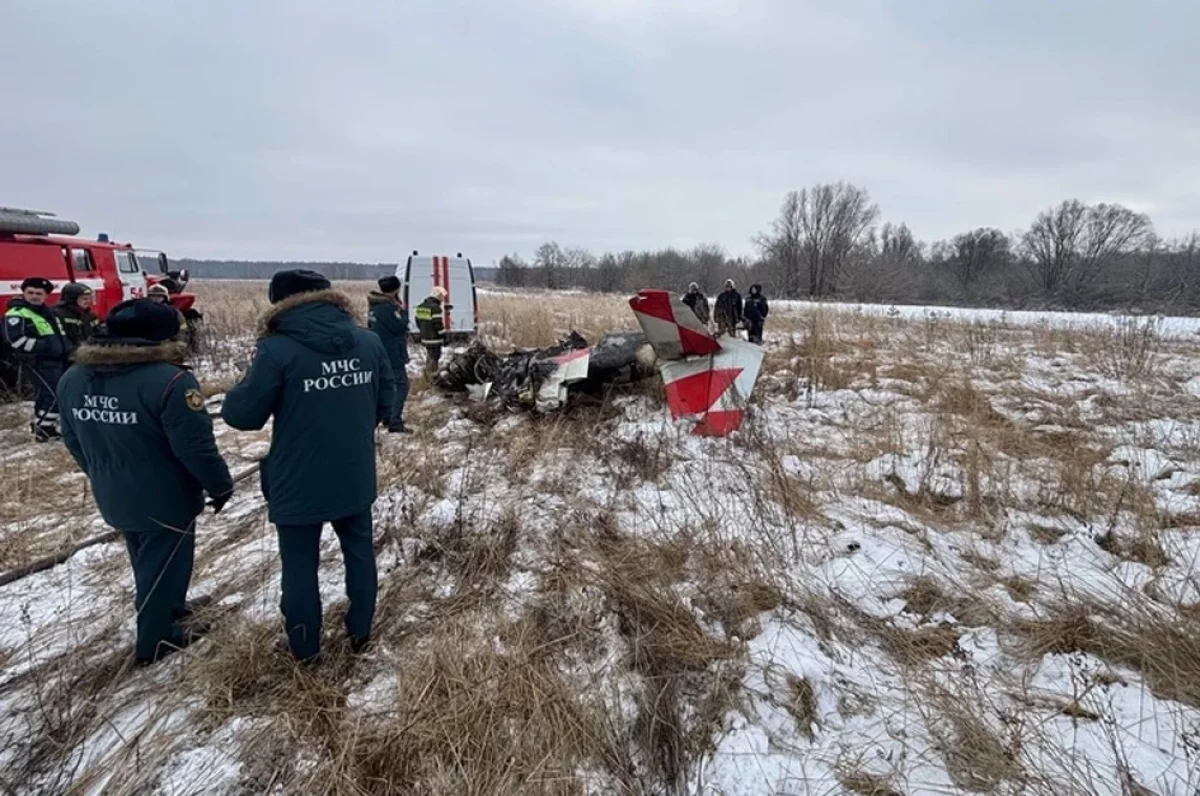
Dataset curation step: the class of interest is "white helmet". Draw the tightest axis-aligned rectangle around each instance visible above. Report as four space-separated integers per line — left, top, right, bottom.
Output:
431 286 448 301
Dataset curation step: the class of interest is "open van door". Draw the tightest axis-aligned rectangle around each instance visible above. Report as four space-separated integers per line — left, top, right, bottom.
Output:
400 252 478 342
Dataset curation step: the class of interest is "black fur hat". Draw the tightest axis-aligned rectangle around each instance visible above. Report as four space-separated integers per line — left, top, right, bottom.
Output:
104 299 180 342
377 275 402 294
268 269 331 304
20 277 54 292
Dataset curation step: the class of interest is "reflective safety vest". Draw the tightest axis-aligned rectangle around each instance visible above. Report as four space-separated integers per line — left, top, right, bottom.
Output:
6 305 59 338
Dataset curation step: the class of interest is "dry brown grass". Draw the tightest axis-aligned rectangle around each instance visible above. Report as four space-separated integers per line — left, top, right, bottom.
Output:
840 771 906 796
1015 597 1200 710
6 284 1200 794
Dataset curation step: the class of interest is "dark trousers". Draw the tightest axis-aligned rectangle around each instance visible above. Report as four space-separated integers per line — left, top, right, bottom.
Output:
123 523 196 662
275 509 377 660
746 320 764 344
423 343 442 375
390 361 409 427
716 317 738 337
30 360 63 438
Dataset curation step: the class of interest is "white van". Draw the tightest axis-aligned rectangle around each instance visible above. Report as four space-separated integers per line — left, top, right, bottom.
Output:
399 252 479 341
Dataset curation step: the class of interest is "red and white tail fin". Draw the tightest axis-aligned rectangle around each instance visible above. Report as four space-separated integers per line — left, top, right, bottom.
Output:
628 289 763 437
628 289 720 359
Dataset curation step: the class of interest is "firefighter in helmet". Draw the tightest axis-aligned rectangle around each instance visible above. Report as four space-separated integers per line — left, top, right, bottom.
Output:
147 283 190 345
4 277 68 441
414 286 448 376
54 283 100 358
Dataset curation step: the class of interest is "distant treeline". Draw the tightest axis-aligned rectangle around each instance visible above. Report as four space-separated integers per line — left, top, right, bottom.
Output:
494 183 1200 314
177 260 501 283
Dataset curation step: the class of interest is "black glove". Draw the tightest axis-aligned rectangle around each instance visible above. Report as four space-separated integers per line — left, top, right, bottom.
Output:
207 491 233 514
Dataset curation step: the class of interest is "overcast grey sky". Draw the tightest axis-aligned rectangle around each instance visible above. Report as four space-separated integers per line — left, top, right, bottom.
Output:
2 0 1196 263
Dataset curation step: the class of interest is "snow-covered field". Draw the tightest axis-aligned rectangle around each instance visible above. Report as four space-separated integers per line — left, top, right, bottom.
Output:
2 286 1199 795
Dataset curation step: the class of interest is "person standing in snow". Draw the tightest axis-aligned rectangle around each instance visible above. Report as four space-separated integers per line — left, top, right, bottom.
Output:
367 275 410 433
743 284 770 344
4 277 69 441
221 270 394 664
713 279 743 337
414 285 448 376
54 282 100 359
57 299 233 666
681 282 710 326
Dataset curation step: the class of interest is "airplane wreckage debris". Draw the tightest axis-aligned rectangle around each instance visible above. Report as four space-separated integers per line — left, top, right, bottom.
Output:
431 289 765 437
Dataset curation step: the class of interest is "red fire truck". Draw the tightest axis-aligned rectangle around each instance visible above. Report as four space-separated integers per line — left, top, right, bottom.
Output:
1 207 201 394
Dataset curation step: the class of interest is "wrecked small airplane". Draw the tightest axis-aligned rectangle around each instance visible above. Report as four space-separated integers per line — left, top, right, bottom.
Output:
432 289 764 437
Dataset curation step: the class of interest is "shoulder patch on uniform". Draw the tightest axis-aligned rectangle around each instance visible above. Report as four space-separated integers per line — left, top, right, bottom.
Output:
7 317 20 325
185 388 206 411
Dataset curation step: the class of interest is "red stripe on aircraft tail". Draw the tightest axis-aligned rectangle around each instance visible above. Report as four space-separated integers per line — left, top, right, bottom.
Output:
662 367 743 419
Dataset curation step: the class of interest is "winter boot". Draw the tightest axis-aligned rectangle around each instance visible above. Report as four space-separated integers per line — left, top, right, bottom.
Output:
174 595 215 623
32 424 61 443
134 621 211 667
274 636 324 667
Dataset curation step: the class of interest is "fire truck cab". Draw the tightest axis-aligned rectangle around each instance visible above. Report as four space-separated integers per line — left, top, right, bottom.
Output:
1 207 198 394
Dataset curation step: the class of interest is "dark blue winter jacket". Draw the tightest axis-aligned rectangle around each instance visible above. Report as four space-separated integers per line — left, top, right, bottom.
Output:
367 291 409 369
221 290 395 525
57 338 234 533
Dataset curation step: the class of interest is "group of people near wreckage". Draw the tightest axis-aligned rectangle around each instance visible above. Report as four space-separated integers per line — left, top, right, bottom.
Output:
3 270 761 668
3 271 451 666
681 279 770 343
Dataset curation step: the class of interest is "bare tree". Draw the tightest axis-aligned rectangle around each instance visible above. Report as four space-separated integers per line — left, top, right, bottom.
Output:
754 191 805 298
878 222 920 265
847 222 919 302
534 241 566 290
756 183 879 299
497 254 528 288
691 243 727 292
946 228 1010 288
596 253 621 294
1162 232 1200 304
1021 200 1152 294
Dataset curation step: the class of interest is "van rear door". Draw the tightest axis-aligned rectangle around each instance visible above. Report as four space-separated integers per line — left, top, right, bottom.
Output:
401 254 477 340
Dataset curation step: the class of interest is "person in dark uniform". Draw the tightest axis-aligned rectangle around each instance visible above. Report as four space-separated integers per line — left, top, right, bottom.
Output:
367 275 410 433
54 282 100 359
4 277 68 441
222 270 395 663
57 299 234 666
414 286 447 376
743 284 770 344
681 282 710 326
713 279 743 338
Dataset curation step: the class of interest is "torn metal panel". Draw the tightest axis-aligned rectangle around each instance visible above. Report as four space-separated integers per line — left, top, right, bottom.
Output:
535 347 591 410
432 288 763 435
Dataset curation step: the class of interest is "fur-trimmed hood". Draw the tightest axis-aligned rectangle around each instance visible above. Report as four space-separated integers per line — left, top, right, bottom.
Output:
256 289 359 339
367 290 397 307
74 339 188 367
